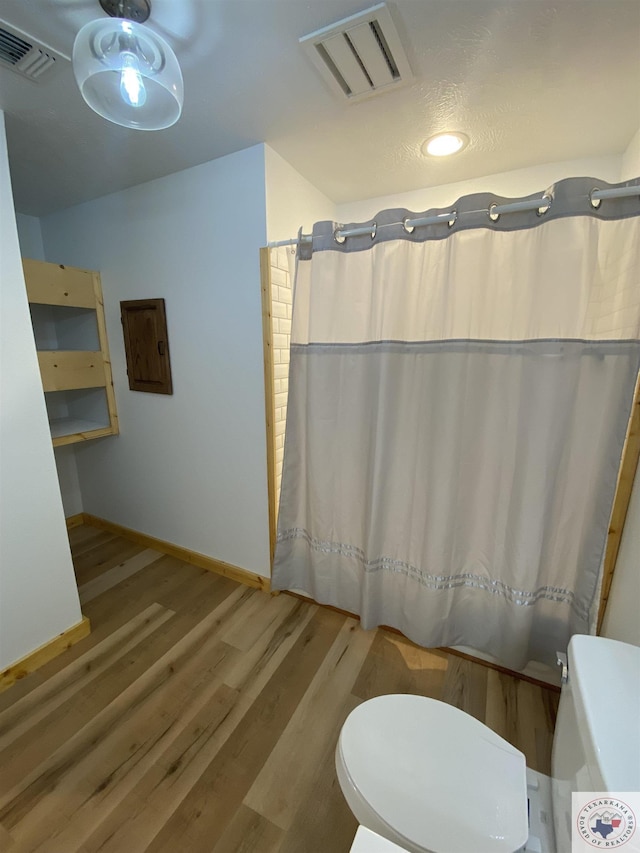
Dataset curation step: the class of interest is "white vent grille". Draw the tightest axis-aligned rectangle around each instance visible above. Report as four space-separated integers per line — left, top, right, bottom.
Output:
300 3 413 102
0 20 66 82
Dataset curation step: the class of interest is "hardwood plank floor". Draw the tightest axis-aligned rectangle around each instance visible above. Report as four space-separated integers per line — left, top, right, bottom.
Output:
0 524 560 852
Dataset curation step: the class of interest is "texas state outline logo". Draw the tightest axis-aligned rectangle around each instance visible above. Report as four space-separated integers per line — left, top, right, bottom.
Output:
573 793 638 851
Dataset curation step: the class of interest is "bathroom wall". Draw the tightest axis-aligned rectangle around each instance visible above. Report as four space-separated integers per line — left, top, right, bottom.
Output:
24 144 334 541
40 145 272 578
51 449 83 518
0 111 82 668
620 126 640 182
336 154 622 224
15 212 45 260
264 145 336 242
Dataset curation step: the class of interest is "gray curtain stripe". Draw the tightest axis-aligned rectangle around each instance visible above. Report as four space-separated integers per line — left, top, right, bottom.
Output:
292 340 640 355
276 526 588 620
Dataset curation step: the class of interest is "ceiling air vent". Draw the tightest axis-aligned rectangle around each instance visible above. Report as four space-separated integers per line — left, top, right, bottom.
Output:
0 20 67 82
300 3 413 103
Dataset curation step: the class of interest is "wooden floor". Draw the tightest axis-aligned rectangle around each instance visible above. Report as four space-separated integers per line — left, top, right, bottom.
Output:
0 524 559 853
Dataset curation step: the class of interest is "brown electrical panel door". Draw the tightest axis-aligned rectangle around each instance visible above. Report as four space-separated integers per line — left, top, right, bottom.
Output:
120 298 173 394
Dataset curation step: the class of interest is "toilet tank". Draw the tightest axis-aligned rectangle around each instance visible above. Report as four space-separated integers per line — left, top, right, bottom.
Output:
551 635 640 853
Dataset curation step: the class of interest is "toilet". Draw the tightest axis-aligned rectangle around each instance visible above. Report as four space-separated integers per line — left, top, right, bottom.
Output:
336 635 640 853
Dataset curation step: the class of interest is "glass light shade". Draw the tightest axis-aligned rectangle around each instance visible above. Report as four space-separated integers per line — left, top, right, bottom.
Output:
73 17 183 130
422 132 469 157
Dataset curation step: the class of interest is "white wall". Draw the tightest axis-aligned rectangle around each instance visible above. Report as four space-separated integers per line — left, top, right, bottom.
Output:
40 145 272 577
264 145 336 241
15 212 45 260
0 112 82 669
620 127 640 181
53 448 83 518
336 154 622 224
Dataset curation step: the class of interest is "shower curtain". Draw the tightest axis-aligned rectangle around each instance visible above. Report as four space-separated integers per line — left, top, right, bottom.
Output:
272 177 640 670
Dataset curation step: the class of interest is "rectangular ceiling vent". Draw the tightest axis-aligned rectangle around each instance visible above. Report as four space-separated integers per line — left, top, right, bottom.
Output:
0 20 67 82
300 3 413 103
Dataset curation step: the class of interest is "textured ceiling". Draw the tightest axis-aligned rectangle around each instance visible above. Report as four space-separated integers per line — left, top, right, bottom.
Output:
1 0 639 217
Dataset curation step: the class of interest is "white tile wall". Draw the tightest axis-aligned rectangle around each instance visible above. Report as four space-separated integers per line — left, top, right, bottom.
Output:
270 246 293 508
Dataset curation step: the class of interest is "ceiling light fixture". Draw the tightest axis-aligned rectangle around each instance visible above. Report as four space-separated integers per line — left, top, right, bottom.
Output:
72 0 183 131
422 132 469 157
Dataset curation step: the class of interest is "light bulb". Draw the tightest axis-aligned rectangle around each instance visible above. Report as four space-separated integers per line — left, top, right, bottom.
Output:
422 132 469 157
73 17 183 129
120 51 146 107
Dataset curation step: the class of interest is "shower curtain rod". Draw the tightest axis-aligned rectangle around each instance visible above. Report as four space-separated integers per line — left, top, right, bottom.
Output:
266 184 640 248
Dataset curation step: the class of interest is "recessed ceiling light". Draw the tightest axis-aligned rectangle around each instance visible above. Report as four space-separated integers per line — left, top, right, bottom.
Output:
422 132 469 157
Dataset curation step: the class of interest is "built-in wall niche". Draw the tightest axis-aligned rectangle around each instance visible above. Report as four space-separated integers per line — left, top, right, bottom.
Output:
29 304 100 352
45 388 111 443
23 258 119 447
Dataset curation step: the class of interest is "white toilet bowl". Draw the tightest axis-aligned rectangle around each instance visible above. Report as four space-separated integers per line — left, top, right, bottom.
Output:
336 635 640 853
336 694 529 853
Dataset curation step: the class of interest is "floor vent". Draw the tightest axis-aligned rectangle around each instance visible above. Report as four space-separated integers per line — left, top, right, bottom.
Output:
0 20 66 82
300 3 413 103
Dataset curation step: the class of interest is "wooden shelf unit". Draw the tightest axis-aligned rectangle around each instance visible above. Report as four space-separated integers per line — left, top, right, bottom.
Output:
23 259 119 447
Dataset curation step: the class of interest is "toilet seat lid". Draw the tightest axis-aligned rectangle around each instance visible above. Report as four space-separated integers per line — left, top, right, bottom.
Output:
338 694 528 853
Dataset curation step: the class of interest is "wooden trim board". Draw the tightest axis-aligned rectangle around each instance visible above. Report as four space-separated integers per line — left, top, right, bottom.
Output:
82 514 270 592
260 247 278 566
37 350 107 392
93 271 120 436
54 426 114 448
598 369 640 633
66 513 85 529
22 259 96 308
0 616 91 694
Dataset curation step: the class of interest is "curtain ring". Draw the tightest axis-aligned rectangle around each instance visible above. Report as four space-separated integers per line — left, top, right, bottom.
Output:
536 194 552 216
334 227 347 244
370 221 377 240
589 188 602 209
488 203 500 222
448 210 458 228
402 218 414 234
